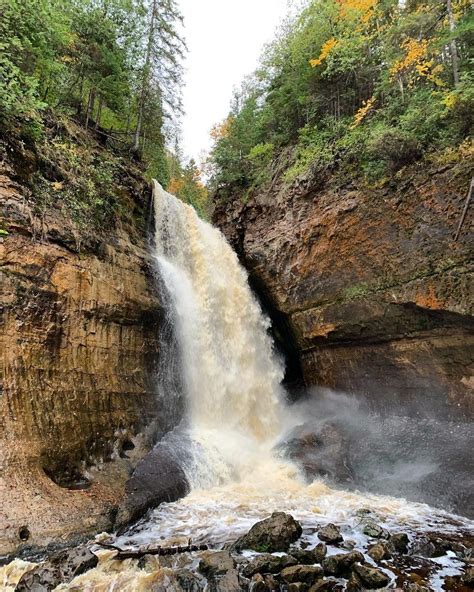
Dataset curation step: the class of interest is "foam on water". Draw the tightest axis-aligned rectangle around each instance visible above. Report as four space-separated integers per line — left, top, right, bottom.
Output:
2 183 472 590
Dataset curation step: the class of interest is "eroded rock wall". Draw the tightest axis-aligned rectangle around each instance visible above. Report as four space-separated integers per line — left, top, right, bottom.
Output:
0 130 165 555
214 157 474 417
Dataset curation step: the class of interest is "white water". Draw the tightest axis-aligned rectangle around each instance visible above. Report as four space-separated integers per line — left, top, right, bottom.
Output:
153 180 289 488
3 183 472 590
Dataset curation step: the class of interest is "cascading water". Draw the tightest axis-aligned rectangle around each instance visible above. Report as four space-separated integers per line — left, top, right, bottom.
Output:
152 180 291 489
3 183 473 591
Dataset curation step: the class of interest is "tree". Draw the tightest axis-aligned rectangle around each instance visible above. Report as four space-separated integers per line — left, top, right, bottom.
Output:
133 0 186 152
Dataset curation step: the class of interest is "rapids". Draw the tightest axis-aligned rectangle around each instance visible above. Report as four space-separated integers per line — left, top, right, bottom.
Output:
2 183 472 591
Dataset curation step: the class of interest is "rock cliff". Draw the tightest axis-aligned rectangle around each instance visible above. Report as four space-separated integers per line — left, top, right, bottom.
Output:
0 119 166 555
214 152 473 417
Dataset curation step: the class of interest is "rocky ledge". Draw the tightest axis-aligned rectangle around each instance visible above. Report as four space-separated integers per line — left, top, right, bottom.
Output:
6 510 473 591
213 155 474 418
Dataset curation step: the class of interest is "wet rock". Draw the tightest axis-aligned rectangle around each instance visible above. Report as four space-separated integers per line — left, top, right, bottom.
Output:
318 523 343 544
176 569 205 592
115 445 190 529
234 512 302 552
308 579 337 591
361 519 390 539
291 543 327 565
280 564 324 584
241 553 297 577
279 422 353 483
322 551 364 576
15 545 98 591
249 573 267 592
389 532 409 554
288 584 309 592
346 571 363 592
353 564 390 589
368 542 391 562
462 566 474 586
198 551 240 592
410 537 442 558
263 574 279 591
405 583 430 592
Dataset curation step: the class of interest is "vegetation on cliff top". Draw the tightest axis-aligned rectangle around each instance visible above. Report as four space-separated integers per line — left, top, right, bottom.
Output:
0 0 207 221
207 0 473 197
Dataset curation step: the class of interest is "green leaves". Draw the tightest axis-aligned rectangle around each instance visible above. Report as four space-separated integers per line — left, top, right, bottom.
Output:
209 0 473 195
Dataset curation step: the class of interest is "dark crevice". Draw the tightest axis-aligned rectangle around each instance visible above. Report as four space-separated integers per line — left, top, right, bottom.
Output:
248 273 305 400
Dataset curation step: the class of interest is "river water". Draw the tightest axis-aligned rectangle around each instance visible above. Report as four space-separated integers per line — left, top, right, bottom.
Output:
2 183 472 591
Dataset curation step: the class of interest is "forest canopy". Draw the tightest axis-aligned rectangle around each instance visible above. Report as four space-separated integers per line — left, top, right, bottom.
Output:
0 0 205 205
207 0 473 194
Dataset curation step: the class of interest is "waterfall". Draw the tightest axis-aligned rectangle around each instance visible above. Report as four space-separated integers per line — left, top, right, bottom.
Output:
152 180 286 487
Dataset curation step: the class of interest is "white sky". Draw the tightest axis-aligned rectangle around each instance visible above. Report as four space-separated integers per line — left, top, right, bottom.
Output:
178 0 290 162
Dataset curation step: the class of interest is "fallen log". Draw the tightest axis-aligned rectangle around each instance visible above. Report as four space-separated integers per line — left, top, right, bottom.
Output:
96 541 209 560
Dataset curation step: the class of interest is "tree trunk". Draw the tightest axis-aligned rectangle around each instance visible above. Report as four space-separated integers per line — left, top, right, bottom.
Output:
85 88 96 130
95 97 103 130
447 0 460 86
133 0 157 153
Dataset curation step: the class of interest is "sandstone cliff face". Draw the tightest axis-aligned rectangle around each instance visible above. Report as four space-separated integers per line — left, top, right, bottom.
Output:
0 124 166 555
214 156 473 417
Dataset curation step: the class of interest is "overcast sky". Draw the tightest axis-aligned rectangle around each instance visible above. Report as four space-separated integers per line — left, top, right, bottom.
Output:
178 0 289 162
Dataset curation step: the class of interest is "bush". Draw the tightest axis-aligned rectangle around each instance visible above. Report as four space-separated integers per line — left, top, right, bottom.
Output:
368 125 422 172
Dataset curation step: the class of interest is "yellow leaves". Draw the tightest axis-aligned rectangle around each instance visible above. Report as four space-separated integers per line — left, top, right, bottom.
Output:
390 38 428 78
310 38 338 67
167 177 184 195
390 38 444 87
351 96 376 128
339 0 378 22
51 181 63 191
310 0 378 68
443 91 457 110
210 116 234 141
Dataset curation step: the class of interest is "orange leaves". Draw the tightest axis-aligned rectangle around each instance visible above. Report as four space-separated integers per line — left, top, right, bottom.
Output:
309 0 377 68
390 38 444 87
168 177 184 194
351 96 376 128
338 0 377 22
310 38 338 67
210 116 234 141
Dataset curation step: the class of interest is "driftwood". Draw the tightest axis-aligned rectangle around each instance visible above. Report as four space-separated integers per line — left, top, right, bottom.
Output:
97 541 209 560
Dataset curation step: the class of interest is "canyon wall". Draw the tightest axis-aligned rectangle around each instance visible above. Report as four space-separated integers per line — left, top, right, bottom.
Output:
214 155 473 417
0 126 165 555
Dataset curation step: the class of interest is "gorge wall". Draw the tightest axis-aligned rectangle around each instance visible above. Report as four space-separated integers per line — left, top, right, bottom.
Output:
0 121 166 555
214 154 474 418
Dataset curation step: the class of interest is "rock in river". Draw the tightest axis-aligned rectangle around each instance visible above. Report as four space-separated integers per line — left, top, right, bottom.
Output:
234 512 302 552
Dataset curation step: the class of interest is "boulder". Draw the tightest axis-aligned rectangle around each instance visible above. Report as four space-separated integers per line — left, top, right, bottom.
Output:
280 565 323 585
115 444 189 529
291 543 327 565
368 542 391 562
389 532 409 554
346 571 363 592
462 566 474 586
317 524 343 544
176 569 205 592
308 579 337 591
234 512 302 552
15 545 98 591
288 584 309 592
263 574 279 591
279 422 353 483
198 551 240 592
249 573 267 592
241 553 297 578
322 551 364 576
353 564 390 589
361 519 390 539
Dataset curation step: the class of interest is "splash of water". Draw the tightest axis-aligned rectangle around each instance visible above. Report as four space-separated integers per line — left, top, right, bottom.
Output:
153 180 288 488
